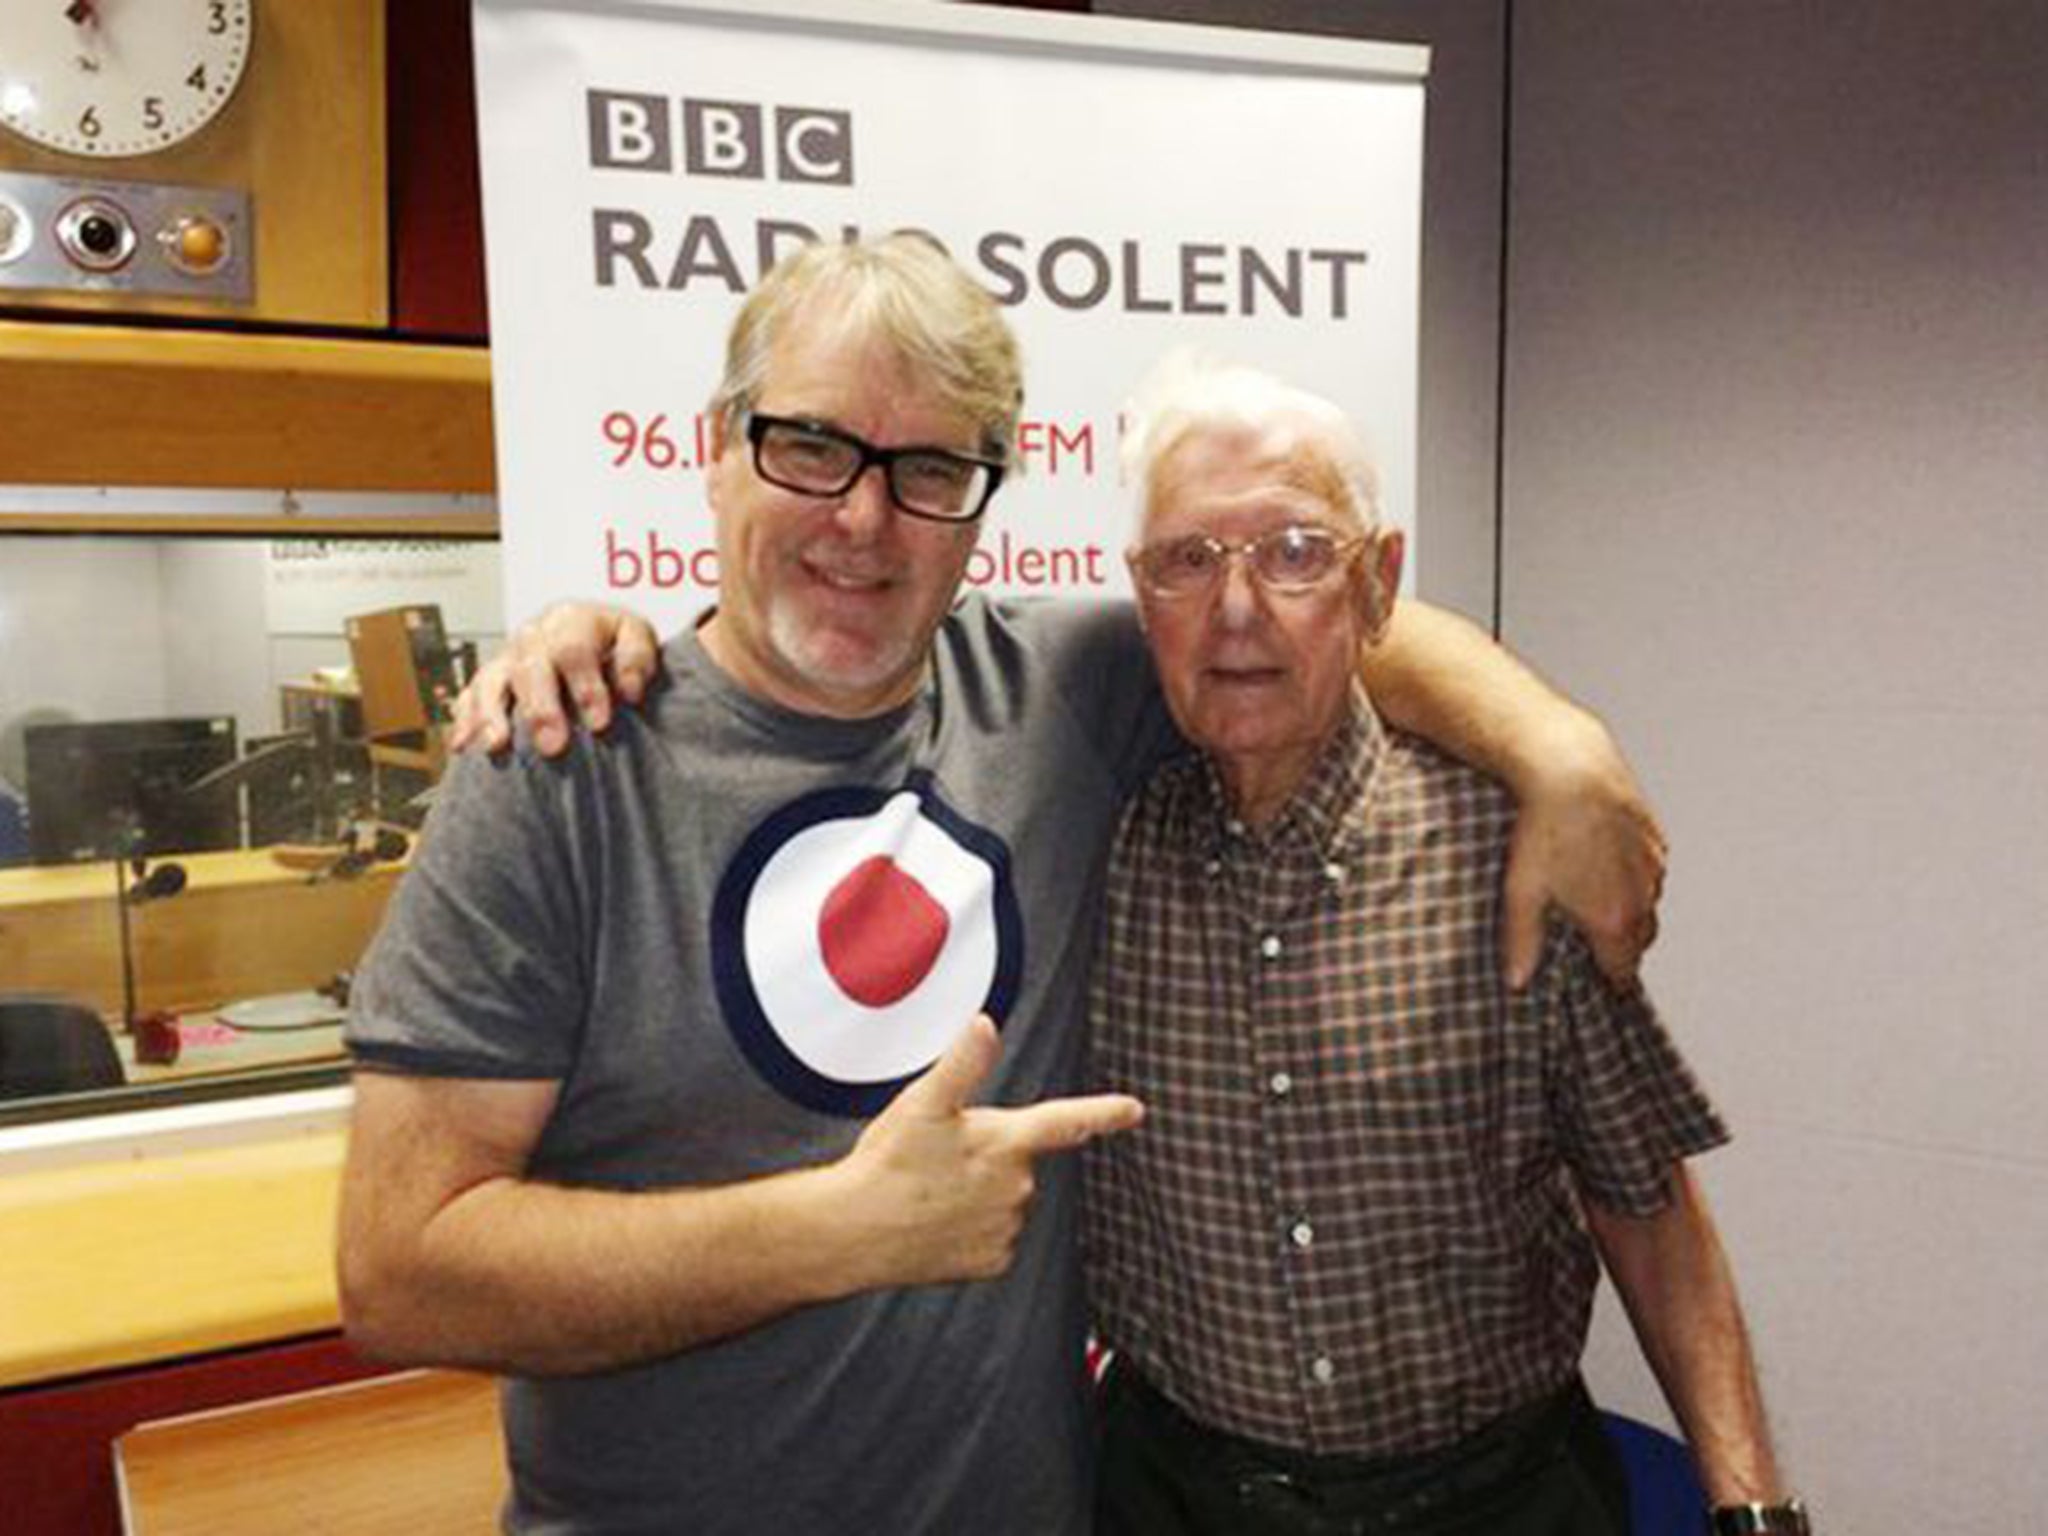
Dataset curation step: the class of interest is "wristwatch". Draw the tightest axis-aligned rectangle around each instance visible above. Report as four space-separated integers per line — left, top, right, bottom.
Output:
1710 1499 1811 1534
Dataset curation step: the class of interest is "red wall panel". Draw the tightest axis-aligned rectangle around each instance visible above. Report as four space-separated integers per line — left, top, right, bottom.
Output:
0 1334 389 1536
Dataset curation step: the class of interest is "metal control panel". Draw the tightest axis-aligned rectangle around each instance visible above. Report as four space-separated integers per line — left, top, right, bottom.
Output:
0 171 252 305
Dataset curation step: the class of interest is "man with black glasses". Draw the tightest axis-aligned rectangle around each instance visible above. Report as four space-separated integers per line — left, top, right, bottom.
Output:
340 235 1669 1535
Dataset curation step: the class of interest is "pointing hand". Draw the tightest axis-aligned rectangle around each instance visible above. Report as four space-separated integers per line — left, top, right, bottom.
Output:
841 1016 1143 1285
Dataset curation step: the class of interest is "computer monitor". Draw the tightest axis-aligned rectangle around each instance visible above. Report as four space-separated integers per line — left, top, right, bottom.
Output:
241 732 373 846
24 717 240 865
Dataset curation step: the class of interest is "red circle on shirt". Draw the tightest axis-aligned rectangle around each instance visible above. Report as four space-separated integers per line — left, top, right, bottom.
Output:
818 855 952 1007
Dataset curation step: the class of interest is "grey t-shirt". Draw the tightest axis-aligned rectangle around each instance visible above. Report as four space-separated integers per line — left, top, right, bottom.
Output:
348 595 1175 1535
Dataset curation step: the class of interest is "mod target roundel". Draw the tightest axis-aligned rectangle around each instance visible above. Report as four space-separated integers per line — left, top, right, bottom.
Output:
711 775 1023 1116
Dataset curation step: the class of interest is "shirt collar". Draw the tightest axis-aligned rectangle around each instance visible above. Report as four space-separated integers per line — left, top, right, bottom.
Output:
1200 685 1386 860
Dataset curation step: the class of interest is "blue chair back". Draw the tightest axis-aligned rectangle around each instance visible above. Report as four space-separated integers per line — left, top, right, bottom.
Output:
1602 1410 1707 1533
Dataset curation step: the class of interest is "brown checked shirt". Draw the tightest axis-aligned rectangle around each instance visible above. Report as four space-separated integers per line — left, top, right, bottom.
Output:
1082 693 1728 1458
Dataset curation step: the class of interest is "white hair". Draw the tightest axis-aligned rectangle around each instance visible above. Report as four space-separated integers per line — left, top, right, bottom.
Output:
1119 350 1380 532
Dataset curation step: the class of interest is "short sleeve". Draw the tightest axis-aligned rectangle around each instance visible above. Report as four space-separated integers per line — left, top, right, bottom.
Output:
346 744 596 1080
1539 925 1731 1215
984 596 1182 797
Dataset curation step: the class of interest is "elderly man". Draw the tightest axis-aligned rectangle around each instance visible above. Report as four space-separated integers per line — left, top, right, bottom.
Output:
344 234 1667 1535
1084 357 1805 1536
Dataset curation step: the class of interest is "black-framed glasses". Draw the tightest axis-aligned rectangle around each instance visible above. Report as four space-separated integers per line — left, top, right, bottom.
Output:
1127 526 1367 600
744 412 1006 523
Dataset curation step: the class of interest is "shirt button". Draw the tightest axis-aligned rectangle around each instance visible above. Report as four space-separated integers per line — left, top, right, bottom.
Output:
1259 934 1283 960
1268 1071 1293 1098
1309 1355 1337 1385
1226 818 1246 837
1204 858 1222 878
1290 1219 1315 1249
1323 861 1346 885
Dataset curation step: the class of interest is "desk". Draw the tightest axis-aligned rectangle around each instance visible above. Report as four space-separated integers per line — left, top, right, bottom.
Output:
0 847 403 1020
0 1132 347 1389
116 1017 348 1085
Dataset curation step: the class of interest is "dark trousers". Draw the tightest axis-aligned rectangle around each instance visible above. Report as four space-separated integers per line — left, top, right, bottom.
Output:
1095 1364 1633 1536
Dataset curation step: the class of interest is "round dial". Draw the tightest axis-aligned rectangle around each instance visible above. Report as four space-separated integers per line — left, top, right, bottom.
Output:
0 0 255 159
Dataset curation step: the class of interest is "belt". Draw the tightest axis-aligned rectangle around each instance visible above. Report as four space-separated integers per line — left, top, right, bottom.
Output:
1111 1364 1601 1533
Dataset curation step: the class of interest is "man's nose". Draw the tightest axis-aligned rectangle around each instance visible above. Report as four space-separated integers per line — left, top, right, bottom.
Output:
1213 553 1263 628
833 464 895 541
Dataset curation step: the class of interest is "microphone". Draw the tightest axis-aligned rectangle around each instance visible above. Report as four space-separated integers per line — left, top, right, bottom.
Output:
318 826 411 882
125 859 189 904
114 851 188 1053
368 828 411 862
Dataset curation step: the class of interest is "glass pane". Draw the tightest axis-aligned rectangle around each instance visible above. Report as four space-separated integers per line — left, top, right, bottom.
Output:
0 533 502 1119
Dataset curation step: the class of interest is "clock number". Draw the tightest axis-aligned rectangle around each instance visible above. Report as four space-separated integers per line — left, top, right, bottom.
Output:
208 1 231 34
79 106 102 140
143 97 166 131
187 63 209 93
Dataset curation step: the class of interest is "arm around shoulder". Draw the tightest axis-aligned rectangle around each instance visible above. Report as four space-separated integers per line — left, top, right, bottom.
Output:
448 602 664 757
1362 599 1667 988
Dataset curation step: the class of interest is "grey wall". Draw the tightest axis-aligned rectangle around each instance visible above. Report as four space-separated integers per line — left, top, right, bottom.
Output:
1113 1 2048 1525
1502 4 2048 1529
0 536 507 764
0 542 171 741
161 541 277 737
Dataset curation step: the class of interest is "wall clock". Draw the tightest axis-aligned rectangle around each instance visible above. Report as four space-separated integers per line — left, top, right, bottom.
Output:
0 0 386 327
0 1 257 159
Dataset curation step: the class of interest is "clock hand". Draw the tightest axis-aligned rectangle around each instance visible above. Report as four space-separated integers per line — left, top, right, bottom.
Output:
64 0 103 75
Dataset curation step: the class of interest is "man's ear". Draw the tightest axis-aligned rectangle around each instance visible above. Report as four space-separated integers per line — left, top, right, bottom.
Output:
704 413 738 508
1355 528 1405 644
1125 550 1152 635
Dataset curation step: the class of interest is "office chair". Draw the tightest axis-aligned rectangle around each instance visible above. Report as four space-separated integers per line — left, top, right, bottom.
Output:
0 996 126 1101
1602 1409 1709 1532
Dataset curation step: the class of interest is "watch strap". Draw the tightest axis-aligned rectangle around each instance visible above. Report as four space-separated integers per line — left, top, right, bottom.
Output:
1710 1499 1810 1534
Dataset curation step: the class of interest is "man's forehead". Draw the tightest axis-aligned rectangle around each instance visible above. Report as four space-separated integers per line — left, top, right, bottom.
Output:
758 324 963 433
762 314 901 389
1150 424 1340 521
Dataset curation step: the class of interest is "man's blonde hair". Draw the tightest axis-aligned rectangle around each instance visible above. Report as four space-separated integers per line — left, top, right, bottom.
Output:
709 234 1025 463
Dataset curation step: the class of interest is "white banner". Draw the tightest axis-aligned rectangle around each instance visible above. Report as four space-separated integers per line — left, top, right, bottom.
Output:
474 0 1425 632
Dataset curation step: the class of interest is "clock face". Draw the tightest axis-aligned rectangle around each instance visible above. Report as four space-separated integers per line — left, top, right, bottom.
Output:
0 0 255 159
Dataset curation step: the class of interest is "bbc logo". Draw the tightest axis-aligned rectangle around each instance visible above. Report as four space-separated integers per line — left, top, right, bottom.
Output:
587 91 854 185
